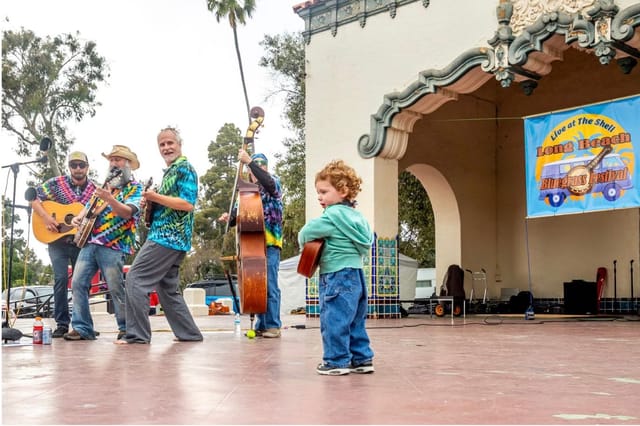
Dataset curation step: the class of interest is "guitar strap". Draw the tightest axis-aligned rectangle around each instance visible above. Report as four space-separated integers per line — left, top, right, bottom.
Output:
92 188 122 217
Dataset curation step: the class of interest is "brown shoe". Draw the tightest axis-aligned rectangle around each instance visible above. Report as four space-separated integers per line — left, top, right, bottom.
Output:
262 328 281 338
63 330 95 341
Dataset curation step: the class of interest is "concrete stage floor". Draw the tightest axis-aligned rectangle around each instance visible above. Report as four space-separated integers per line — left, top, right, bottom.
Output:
2 312 639 425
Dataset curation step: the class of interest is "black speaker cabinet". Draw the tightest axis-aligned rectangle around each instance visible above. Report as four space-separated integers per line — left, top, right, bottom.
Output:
563 280 597 314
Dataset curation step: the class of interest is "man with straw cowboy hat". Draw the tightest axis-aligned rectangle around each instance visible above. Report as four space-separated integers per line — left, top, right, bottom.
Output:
65 145 144 341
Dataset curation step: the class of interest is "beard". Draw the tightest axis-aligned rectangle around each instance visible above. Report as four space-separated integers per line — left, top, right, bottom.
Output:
106 164 132 188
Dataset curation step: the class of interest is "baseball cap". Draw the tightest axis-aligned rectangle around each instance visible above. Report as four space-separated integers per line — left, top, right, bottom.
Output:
68 151 88 163
251 153 268 166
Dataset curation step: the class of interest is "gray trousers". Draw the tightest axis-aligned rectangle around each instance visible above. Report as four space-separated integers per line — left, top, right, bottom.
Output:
124 240 203 343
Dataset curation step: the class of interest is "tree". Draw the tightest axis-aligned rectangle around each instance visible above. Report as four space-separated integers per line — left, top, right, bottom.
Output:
206 0 257 124
398 171 435 267
2 28 109 178
258 33 306 259
181 123 244 283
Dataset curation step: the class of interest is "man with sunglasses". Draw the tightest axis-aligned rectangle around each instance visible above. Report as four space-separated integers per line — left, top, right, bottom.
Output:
218 150 283 338
30 151 97 338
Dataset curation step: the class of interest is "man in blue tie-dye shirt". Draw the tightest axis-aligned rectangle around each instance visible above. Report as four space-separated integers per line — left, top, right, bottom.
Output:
116 127 202 345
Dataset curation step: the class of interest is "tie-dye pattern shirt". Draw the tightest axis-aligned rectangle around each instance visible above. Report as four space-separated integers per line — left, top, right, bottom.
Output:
86 180 143 255
36 175 96 206
261 174 283 249
148 156 197 252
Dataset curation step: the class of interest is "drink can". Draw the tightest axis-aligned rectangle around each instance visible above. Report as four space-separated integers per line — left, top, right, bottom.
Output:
43 326 52 345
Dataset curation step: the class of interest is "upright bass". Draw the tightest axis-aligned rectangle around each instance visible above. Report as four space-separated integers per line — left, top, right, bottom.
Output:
225 107 268 316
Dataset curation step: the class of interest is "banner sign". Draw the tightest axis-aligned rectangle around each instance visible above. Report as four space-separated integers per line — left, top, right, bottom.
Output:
525 95 640 218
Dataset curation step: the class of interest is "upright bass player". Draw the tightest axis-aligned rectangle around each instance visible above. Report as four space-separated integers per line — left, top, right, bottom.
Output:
219 150 284 338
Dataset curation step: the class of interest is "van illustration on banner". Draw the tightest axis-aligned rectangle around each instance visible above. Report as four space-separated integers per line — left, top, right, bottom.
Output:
538 149 633 207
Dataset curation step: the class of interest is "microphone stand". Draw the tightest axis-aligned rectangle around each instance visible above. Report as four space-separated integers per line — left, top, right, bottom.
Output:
1 157 45 328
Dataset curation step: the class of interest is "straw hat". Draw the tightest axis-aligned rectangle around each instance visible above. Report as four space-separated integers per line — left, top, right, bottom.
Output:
101 145 140 170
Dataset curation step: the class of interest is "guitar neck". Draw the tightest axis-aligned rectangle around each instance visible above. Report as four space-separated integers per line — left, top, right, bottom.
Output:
587 145 612 170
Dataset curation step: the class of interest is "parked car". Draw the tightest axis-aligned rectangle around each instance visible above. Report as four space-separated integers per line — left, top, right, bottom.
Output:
185 275 240 312
1 286 56 318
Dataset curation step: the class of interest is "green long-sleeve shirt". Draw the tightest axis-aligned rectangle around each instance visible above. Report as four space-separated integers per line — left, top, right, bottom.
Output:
298 203 373 274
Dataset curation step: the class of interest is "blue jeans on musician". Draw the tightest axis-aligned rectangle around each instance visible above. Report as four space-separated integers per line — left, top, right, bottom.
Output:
48 240 80 328
255 246 282 331
319 268 374 368
71 244 126 338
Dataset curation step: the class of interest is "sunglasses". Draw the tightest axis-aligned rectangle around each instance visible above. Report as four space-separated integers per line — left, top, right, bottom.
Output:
69 162 87 169
253 159 267 167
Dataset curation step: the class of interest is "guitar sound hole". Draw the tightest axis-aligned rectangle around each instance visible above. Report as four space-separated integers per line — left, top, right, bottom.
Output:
64 214 75 225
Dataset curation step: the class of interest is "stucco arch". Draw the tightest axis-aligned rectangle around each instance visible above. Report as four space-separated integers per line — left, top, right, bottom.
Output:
406 164 461 281
296 0 640 315
358 2 640 160
357 1 640 298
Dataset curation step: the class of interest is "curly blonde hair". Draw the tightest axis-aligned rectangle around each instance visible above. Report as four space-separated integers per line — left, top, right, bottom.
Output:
315 160 363 201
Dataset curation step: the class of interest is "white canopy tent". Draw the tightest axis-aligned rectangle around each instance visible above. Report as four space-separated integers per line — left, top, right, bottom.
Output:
278 255 306 315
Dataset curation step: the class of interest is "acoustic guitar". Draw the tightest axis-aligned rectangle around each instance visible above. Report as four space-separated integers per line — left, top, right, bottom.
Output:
73 168 123 248
297 239 325 278
32 201 84 244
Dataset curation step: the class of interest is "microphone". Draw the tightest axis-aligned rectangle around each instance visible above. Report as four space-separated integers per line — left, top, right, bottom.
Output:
2 156 49 168
39 137 52 152
25 187 37 202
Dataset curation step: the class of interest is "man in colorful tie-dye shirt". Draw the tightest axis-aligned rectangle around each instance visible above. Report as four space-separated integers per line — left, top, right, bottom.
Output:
219 150 284 338
116 127 202 345
31 151 97 338
64 145 143 341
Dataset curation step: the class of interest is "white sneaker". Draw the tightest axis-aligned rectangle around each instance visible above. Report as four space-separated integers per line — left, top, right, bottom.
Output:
316 363 350 376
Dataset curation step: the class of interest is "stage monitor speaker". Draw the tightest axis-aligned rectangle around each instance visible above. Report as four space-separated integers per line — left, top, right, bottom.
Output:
563 280 597 315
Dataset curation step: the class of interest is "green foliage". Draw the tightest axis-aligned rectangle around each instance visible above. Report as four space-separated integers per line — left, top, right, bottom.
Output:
398 171 435 268
206 0 256 27
206 0 257 123
258 33 306 131
2 197 46 287
2 28 109 179
181 123 243 283
196 123 243 244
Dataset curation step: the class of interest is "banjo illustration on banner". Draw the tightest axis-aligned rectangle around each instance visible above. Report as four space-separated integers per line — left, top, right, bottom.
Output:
566 145 612 196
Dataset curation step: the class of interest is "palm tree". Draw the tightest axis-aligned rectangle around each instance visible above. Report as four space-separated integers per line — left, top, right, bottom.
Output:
206 0 257 124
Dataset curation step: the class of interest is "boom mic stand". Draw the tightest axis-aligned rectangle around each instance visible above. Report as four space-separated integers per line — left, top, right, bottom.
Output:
2 137 51 327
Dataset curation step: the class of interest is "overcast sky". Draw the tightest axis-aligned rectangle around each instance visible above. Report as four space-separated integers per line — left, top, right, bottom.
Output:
1 0 304 265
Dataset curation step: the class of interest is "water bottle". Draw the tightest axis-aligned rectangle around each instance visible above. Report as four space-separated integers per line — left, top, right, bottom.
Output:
524 305 535 320
43 325 52 345
33 316 44 344
233 313 241 336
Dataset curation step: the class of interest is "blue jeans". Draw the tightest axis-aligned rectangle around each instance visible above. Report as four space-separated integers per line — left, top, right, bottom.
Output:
70 244 126 338
255 246 282 330
319 268 374 368
48 240 80 328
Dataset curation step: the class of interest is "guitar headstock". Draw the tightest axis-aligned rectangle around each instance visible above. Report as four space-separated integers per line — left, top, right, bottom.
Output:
106 166 123 183
144 177 154 191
